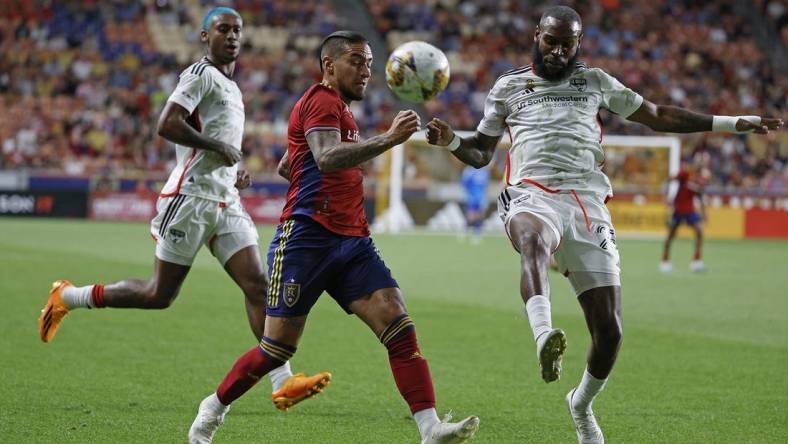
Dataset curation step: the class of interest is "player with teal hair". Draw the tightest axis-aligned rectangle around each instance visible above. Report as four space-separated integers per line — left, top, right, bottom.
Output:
202 6 242 31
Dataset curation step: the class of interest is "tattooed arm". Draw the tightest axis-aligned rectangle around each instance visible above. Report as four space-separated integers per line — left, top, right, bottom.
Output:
308 110 420 173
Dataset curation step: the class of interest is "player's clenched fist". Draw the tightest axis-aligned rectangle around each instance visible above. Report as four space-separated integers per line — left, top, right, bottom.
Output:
386 110 421 145
234 169 251 189
426 117 454 146
214 141 243 166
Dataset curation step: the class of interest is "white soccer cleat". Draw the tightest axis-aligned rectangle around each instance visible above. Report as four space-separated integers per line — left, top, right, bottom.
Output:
537 328 567 383
189 393 230 444
659 261 672 273
689 260 707 273
421 412 480 444
566 388 604 444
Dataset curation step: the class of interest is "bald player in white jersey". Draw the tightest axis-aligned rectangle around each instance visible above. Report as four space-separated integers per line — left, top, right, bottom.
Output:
428 5 783 444
39 6 330 413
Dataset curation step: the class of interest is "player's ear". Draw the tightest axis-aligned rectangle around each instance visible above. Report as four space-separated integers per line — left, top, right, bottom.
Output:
323 56 334 75
200 30 209 44
533 25 540 43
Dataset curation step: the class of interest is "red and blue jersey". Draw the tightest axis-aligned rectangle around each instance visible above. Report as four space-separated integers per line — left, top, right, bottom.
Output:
281 83 368 237
673 170 703 214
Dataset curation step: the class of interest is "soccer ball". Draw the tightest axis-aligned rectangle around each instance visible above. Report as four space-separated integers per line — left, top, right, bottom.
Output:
385 41 450 103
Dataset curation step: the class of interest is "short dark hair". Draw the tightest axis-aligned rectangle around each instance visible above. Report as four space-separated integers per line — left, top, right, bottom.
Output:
318 30 368 72
540 5 582 28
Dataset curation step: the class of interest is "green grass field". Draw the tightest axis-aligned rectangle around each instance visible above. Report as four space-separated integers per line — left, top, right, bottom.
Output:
1 218 786 443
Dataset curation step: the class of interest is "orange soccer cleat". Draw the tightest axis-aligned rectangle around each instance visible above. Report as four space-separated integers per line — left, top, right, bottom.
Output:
38 280 73 343
272 372 332 411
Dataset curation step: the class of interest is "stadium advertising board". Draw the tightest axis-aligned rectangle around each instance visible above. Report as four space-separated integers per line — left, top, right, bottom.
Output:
0 190 87 218
89 192 285 224
90 192 158 222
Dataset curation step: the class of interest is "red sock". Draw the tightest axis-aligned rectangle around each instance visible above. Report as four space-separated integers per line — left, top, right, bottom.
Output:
91 285 105 308
216 337 293 405
386 329 436 414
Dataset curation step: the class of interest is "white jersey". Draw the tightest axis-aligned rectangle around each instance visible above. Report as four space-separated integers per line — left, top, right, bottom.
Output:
477 63 643 197
161 57 245 202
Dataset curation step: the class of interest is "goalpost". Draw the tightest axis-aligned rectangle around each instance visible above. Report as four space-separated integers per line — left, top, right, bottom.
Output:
372 133 681 234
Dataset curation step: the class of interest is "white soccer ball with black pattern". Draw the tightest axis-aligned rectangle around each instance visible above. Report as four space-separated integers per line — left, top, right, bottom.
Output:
385 41 450 103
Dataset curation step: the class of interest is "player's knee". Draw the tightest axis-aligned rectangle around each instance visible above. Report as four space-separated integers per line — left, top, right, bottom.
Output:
147 286 179 309
241 275 267 304
595 321 623 349
516 230 551 259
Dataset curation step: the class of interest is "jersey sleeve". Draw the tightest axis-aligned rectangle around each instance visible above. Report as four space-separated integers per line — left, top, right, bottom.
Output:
302 91 342 137
597 69 643 118
476 78 510 137
168 70 211 114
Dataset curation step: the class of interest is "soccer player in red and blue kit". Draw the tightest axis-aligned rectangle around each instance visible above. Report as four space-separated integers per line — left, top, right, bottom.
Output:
188 31 479 444
661 169 708 273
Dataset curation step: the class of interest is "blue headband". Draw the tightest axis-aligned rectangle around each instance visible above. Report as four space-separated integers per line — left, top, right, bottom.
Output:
202 7 242 31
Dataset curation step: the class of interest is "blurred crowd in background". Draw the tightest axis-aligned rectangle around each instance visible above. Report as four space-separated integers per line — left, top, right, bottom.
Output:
0 0 785 194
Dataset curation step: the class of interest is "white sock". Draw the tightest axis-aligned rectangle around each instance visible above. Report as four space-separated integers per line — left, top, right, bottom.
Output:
208 392 229 411
524 295 552 345
61 285 95 310
414 408 440 439
269 361 293 392
572 367 607 413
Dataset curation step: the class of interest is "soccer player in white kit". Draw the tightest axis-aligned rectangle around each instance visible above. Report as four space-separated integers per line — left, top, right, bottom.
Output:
427 6 783 443
39 7 330 412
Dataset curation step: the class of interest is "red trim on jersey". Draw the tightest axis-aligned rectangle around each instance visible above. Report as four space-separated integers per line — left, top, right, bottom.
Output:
151 234 158 242
520 178 561 193
571 190 592 232
160 148 197 197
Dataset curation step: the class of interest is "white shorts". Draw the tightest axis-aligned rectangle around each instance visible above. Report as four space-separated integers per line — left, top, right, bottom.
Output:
497 184 621 295
150 194 259 266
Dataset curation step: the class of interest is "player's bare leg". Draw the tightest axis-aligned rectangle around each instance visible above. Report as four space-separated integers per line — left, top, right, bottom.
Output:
660 220 679 273
566 285 622 444
508 212 566 382
223 245 268 340
350 287 479 444
690 222 706 272
39 258 190 342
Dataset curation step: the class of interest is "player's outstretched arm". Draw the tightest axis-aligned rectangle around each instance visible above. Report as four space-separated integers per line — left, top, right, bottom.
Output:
627 100 783 134
426 118 500 168
307 110 420 173
157 101 242 166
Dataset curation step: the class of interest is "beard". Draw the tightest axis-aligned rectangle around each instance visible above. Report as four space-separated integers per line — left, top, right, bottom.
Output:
532 44 580 81
339 83 365 102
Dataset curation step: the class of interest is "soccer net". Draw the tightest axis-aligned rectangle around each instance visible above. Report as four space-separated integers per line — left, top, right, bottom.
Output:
371 132 680 234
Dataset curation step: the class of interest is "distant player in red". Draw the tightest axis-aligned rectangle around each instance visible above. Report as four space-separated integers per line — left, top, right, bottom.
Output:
188 31 479 444
661 169 708 272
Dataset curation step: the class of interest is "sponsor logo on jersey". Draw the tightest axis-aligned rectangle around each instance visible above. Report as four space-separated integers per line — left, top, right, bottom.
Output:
346 129 360 142
283 282 301 307
518 95 589 109
570 77 587 92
